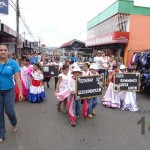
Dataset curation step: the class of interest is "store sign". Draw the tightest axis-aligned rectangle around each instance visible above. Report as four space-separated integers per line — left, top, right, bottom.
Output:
24 40 30 47
2 24 16 37
2 38 16 44
86 32 129 46
18 39 24 48
30 42 38 49
0 0 8 15
41 44 46 47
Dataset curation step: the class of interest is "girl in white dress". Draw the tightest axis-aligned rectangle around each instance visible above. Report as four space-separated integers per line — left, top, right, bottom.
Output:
120 65 139 112
55 65 70 113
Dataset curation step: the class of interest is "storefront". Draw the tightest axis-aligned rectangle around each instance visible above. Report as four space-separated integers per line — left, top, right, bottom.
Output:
0 22 17 53
86 0 150 66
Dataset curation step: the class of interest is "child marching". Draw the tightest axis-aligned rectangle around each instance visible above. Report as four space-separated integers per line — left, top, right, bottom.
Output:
68 66 82 126
87 63 100 119
55 64 70 113
28 63 46 103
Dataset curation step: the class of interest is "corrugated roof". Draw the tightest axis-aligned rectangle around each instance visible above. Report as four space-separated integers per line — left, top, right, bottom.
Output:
60 39 85 48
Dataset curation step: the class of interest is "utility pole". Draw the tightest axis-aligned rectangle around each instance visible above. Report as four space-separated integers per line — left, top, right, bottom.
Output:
16 0 20 62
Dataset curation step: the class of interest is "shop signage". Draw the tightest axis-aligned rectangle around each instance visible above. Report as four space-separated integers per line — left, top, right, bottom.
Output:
0 0 8 15
18 39 24 48
2 38 16 44
30 42 39 49
24 40 30 47
86 32 129 46
1 24 16 37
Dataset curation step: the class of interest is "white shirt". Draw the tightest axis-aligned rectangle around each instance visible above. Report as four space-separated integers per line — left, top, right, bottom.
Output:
69 76 76 92
82 70 90 76
38 55 42 62
100 56 110 69
52 62 63 70
94 56 102 69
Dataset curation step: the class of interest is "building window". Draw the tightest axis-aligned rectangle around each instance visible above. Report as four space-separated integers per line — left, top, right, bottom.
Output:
87 13 130 40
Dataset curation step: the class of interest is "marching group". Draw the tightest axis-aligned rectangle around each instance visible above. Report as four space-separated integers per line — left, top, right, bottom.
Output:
0 45 139 143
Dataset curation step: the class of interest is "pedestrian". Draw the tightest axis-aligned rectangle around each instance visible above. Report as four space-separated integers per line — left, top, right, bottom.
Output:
52 57 63 89
81 63 90 118
20 58 32 100
87 63 100 119
42 59 51 88
82 63 90 76
28 63 46 103
99 50 110 88
68 66 82 126
29 52 38 65
120 65 139 112
55 64 70 113
102 65 121 108
0 44 23 144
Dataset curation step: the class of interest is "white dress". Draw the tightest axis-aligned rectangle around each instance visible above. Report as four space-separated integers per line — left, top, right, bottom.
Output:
120 91 139 112
55 73 70 101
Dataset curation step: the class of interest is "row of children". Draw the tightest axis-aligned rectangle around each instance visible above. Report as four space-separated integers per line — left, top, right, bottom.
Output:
102 64 139 112
15 59 46 103
55 63 100 126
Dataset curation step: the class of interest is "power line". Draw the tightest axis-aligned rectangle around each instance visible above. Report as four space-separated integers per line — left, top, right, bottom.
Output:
10 0 17 7
8 0 35 41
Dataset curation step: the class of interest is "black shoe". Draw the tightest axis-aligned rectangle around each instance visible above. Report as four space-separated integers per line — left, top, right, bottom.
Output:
47 83 49 88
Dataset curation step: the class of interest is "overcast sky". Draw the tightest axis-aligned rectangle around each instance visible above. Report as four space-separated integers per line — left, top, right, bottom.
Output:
1 0 150 47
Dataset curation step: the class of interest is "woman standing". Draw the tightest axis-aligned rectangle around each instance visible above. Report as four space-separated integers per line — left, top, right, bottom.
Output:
99 51 110 88
0 45 23 143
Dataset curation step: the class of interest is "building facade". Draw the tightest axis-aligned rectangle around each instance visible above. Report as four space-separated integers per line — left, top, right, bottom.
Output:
86 0 150 65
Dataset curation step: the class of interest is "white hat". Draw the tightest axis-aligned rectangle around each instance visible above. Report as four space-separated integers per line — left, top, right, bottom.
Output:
89 63 98 70
72 62 78 67
72 66 82 72
120 64 126 69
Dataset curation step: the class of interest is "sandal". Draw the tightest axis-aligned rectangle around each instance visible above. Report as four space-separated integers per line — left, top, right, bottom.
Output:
76 116 80 119
62 109 67 114
0 138 5 144
70 121 76 126
12 124 18 132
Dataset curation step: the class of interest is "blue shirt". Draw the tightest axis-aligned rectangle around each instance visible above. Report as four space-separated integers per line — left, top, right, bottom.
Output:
0 59 20 90
30 56 38 65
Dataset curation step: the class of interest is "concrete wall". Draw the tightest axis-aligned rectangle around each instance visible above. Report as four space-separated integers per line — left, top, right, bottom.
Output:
124 14 150 66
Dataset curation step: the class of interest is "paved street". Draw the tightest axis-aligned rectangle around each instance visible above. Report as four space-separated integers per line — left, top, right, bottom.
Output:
1 78 150 150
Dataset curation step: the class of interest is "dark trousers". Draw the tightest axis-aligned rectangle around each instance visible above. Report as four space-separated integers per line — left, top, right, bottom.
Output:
55 77 58 90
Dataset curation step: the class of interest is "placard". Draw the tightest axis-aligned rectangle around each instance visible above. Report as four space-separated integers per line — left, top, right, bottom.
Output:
76 75 102 100
43 65 59 77
114 73 140 92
